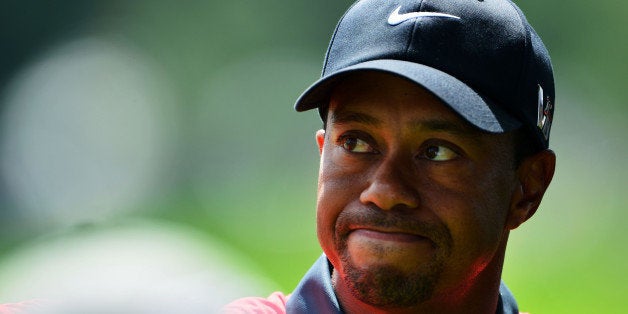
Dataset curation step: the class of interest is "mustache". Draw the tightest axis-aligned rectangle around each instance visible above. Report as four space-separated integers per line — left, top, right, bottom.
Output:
335 204 453 249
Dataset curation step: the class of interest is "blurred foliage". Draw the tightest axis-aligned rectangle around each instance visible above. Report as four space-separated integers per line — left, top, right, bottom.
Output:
0 0 626 313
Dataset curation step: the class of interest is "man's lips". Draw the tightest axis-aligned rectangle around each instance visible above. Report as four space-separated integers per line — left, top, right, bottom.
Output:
349 228 430 243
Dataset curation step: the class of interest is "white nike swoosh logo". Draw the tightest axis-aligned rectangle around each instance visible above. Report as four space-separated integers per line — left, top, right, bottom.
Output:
387 5 460 26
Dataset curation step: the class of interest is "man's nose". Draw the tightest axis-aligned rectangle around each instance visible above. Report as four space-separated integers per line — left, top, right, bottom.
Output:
359 157 420 210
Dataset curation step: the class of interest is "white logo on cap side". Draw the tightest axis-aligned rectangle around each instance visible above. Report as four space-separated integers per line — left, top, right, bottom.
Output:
537 84 553 140
537 85 544 129
387 5 460 26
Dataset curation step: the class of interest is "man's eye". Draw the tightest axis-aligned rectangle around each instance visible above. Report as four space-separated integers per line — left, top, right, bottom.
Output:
340 136 374 153
423 145 459 161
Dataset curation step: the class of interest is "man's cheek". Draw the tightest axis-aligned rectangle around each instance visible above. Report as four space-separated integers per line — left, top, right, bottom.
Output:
316 205 341 262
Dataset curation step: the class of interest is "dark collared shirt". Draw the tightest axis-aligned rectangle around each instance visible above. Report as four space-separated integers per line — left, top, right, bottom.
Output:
286 254 520 314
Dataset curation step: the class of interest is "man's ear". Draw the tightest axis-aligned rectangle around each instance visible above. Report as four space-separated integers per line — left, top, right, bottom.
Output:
316 129 325 155
506 149 556 230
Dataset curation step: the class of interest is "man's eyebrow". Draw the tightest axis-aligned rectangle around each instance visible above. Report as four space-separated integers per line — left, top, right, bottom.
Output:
418 119 480 136
331 109 478 134
414 118 485 142
330 108 484 140
330 110 381 126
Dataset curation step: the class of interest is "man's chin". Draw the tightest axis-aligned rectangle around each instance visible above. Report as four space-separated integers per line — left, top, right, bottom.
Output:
340 259 442 308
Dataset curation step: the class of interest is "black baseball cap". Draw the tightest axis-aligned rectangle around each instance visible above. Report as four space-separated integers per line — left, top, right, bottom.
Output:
295 0 555 150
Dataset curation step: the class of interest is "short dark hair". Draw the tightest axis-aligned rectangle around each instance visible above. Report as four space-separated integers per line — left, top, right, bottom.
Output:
512 127 539 168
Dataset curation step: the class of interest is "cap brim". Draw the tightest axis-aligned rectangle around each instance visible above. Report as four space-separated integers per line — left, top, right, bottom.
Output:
294 59 521 133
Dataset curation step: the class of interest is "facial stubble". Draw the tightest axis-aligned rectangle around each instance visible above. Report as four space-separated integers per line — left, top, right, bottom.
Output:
333 208 453 308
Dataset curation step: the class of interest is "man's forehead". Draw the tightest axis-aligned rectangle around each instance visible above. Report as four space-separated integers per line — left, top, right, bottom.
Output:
329 105 482 138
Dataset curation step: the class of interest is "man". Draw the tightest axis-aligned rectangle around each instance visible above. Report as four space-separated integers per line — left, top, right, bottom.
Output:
225 0 555 312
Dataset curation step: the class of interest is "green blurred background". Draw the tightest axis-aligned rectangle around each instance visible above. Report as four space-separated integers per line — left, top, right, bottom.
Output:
0 0 625 312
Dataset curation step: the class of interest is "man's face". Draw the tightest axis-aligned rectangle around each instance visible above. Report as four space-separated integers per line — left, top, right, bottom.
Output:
316 72 519 308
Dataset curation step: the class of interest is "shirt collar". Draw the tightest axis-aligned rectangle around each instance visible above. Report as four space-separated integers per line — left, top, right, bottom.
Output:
286 254 519 314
